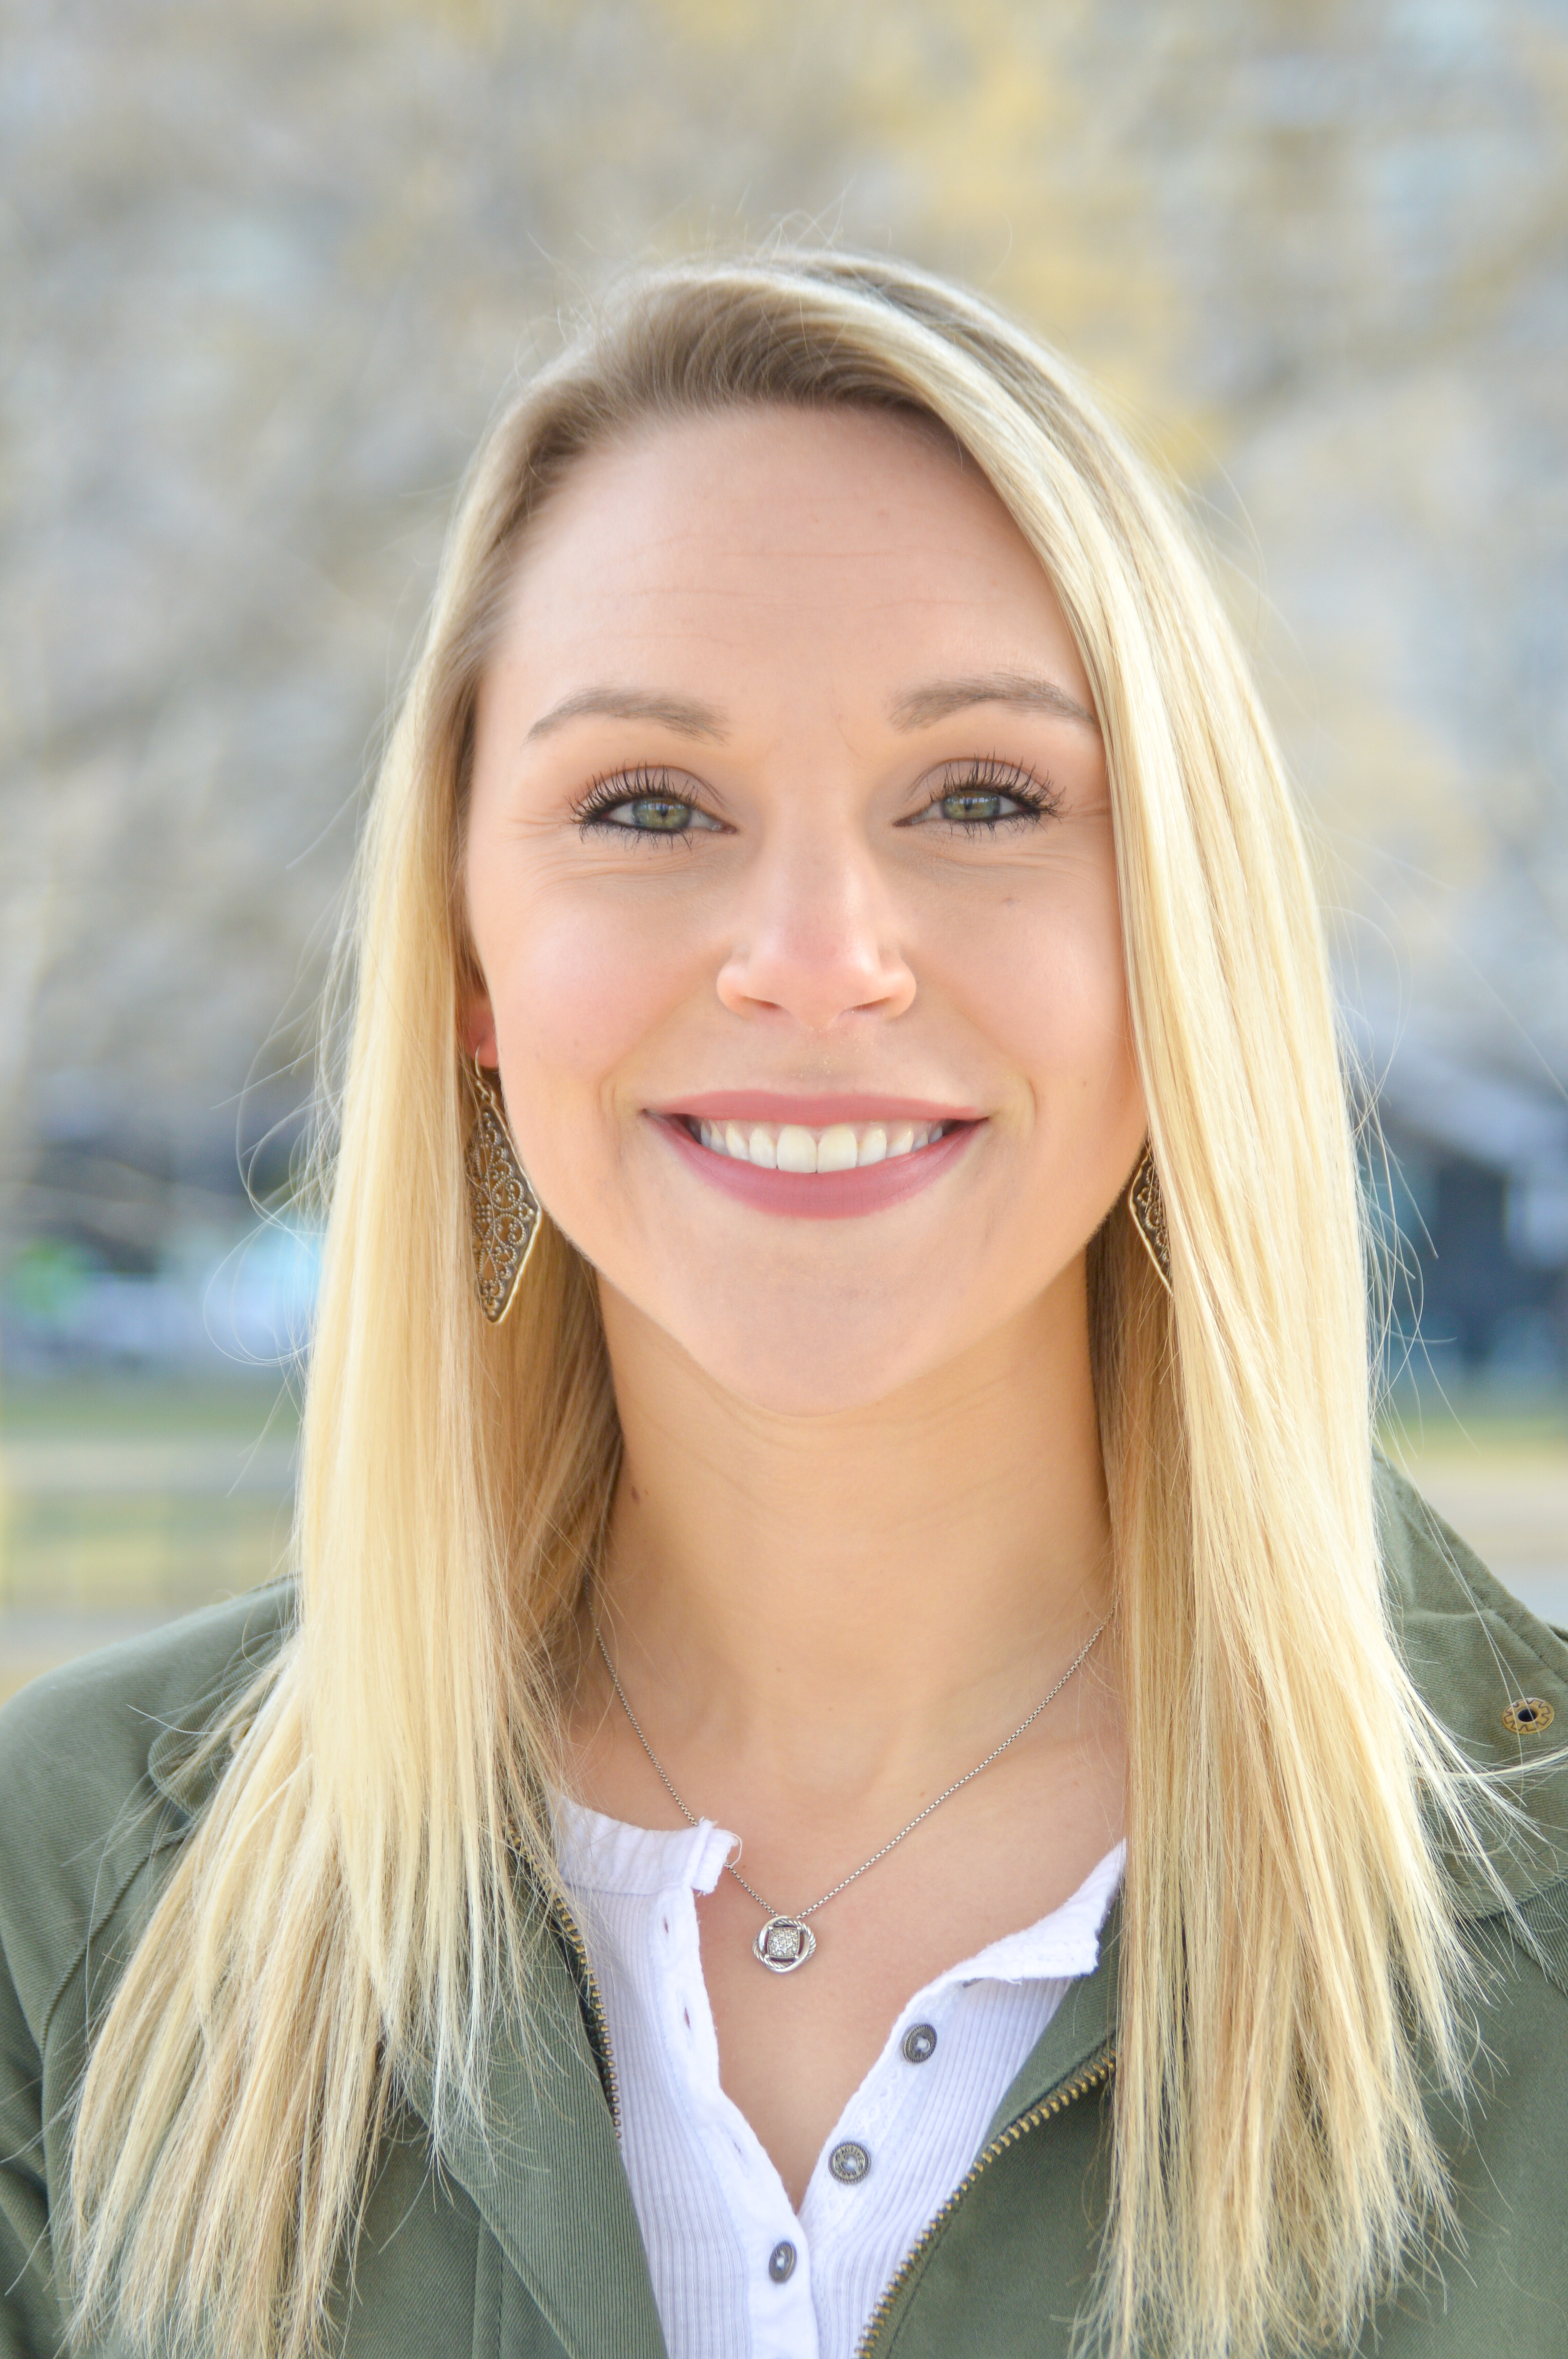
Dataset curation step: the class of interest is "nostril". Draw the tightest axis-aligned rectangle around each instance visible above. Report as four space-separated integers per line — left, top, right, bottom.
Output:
714 909 916 1031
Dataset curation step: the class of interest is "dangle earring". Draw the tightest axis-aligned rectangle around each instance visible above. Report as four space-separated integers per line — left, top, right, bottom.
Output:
1127 1143 1173 1296
464 1054 541 1325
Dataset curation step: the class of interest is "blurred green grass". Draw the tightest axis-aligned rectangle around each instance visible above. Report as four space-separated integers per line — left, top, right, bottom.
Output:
0 1374 299 1443
1379 1376 1568 1447
0 1376 298 1700
3 1490 293 1614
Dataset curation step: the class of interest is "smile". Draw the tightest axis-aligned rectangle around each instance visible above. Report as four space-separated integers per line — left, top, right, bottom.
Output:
687 1117 953 1173
651 1103 982 1220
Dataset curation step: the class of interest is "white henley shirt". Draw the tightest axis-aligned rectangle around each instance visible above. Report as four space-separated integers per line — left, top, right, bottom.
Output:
554 1797 1124 2359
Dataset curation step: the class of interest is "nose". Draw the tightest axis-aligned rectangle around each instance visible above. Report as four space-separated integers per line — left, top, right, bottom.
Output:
715 817 917 1032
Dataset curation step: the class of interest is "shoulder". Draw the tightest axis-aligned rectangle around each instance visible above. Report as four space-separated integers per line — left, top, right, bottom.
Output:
1375 1454 1568 1788
0 1583 297 2039
1375 1456 1568 1988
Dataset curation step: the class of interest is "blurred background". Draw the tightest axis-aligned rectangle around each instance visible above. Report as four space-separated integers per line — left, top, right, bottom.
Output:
3 0 1566 1698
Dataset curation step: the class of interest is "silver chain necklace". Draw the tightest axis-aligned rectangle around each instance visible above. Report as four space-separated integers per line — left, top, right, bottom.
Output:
591 1612 1108 1973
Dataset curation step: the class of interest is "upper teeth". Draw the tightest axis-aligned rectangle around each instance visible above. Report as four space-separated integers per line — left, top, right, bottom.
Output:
693 1119 947 1172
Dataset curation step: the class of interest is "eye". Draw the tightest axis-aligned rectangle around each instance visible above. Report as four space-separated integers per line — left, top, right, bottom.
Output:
938 787 1019 824
906 760 1057 834
574 769 725 839
606 795 708 834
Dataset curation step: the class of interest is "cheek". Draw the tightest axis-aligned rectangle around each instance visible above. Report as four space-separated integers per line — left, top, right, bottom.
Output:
499 911 650 1078
944 872 1135 1115
473 915 643 1235
473 884 703 1157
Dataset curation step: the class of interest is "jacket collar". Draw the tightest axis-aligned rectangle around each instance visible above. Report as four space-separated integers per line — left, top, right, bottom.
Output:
141 1602 665 2359
1376 1457 1568 1912
145 1579 296 1816
403 1918 669 2359
983 1892 1120 2145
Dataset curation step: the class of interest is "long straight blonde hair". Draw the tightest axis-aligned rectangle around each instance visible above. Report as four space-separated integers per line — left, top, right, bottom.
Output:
71 252 1493 2359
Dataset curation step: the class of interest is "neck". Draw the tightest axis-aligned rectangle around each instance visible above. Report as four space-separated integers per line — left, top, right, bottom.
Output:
590 1263 1113 1792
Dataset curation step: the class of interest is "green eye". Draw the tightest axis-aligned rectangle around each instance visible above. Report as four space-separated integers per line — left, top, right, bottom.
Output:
624 796 694 831
908 767 1052 832
578 776 725 838
587 797 693 835
578 770 725 839
941 789 1008 823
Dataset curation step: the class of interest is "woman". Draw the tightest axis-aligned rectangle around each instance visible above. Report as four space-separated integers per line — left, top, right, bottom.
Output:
3 250 1566 2359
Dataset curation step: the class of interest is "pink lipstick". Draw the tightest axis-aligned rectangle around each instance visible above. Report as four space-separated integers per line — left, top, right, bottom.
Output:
648 1096 983 1220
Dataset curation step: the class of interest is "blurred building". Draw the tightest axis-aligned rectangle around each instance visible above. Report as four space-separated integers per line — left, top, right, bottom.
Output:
1377 1040 1568 1381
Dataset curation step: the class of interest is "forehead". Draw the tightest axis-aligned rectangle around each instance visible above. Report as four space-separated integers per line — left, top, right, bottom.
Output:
493 403 1079 684
521 400 995 554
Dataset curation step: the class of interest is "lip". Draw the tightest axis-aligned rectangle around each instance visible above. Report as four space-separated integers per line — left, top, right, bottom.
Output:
650 1110 983 1221
653 1091 984 1126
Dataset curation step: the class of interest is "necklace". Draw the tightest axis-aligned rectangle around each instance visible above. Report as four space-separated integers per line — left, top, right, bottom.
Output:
591 1612 1108 1973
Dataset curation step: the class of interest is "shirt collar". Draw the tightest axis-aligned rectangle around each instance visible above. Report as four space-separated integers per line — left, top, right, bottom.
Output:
930 1839 1124 1989
555 1790 1123 1988
554 1792 738 1899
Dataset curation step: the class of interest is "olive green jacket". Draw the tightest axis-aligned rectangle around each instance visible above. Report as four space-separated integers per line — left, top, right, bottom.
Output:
4 1464 1568 2357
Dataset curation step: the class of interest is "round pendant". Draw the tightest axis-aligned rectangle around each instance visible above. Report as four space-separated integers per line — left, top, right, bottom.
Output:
754 1915 817 1973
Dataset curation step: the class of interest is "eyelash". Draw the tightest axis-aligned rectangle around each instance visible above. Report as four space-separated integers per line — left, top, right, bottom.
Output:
913 756 1059 835
574 767 708 837
572 759 1058 840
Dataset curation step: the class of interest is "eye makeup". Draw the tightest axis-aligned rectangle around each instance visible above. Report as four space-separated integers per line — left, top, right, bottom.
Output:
571 755 1060 842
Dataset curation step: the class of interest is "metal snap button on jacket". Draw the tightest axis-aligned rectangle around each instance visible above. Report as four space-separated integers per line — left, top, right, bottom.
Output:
1503 1696 1555 1735
829 2140 871 2184
768 2240 797 2283
902 2022 938 2064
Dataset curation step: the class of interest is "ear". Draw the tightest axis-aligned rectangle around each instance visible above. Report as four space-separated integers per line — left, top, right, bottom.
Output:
459 990 499 1068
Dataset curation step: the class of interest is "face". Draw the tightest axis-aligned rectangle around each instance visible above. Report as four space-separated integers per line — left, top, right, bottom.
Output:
463 404 1146 1414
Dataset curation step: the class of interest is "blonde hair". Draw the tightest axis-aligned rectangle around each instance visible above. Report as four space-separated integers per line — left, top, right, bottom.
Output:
71 252 1492 2359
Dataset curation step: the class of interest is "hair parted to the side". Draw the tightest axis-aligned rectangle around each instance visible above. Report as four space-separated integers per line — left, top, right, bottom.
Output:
69 250 1501 2359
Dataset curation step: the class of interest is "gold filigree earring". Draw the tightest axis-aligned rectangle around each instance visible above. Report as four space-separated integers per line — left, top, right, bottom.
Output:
464 1055 541 1324
1127 1143 1173 1295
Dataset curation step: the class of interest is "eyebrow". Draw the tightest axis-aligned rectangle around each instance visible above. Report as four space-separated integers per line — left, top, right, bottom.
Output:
890 671 1099 732
525 685 729 742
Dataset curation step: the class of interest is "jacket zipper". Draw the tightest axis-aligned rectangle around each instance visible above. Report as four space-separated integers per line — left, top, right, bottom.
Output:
853 2049 1116 2359
553 1894 623 2134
